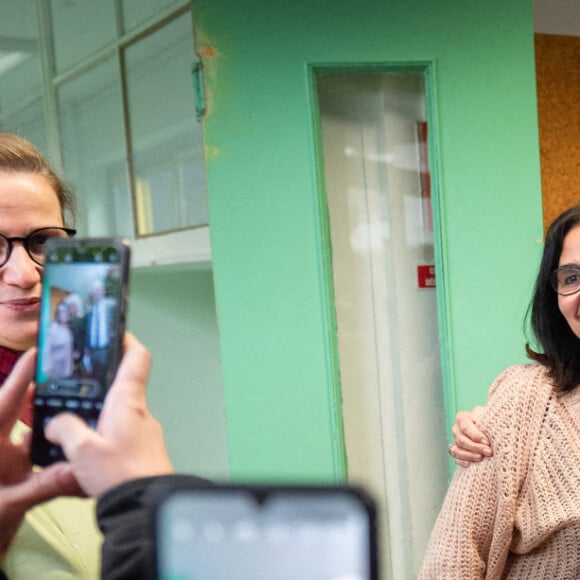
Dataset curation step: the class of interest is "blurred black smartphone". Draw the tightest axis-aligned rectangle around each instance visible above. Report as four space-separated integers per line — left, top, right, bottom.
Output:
30 237 130 466
153 482 379 580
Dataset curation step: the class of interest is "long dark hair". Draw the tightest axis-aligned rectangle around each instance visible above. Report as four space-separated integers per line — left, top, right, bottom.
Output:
526 205 580 391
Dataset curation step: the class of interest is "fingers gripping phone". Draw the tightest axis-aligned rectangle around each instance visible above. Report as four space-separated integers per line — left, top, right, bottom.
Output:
30 237 130 466
154 483 379 580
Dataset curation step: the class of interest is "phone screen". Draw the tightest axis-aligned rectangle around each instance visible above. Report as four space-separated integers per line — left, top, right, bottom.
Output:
155 484 378 580
31 237 130 466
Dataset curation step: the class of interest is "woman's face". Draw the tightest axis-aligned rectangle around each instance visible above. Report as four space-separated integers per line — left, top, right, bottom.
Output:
0 171 63 351
558 224 580 339
56 304 69 324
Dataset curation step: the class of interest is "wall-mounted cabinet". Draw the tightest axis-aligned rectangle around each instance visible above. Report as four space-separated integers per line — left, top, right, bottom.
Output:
131 226 211 268
0 0 208 267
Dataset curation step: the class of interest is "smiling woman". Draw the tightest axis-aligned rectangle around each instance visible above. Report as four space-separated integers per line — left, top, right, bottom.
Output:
554 225 580 338
0 138 73 352
421 205 580 578
0 133 101 579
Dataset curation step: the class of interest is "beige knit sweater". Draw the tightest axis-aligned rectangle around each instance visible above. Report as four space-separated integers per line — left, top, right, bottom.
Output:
420 362 580 579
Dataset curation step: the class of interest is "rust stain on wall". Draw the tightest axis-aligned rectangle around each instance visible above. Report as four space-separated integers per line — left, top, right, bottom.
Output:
199 44 217 58
194 36 220 118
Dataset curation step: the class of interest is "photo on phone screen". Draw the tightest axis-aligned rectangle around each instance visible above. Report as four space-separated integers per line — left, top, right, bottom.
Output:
30 237 130 466
154 483 379 580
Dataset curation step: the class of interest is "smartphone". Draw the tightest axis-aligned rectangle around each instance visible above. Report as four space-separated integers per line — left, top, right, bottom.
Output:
30 237 130 466
153 482 379 580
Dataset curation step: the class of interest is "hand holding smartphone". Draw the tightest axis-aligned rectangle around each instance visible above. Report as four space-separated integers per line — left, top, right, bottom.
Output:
31 237 130 466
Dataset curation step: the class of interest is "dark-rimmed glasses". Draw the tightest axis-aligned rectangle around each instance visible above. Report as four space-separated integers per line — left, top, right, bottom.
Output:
0 227 76 268
551 266 580 296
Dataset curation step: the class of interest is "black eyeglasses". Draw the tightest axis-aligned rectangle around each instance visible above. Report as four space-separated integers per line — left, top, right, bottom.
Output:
0 227 76 268
551 266 580 296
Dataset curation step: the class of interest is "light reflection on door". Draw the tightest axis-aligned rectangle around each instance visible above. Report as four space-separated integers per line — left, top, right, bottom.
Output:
317 72 448 578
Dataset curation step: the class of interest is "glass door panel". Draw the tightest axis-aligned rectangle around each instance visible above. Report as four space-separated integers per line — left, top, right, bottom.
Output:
317 71 448 577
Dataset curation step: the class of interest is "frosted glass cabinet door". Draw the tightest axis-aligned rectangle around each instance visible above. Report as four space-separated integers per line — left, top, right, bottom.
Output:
121 0 183 32
0 2 45 150
49 2 210 265
125 12 208 237
58 57 130 238
50 1 117 74
317 71 448 578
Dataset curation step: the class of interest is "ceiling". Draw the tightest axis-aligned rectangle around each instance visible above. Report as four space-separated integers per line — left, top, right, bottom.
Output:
533 0 580 36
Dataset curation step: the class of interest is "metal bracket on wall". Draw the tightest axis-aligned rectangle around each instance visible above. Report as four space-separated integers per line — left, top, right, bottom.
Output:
192 59 207 120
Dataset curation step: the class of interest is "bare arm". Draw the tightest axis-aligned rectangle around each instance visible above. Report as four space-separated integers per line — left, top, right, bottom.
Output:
450 406 493 467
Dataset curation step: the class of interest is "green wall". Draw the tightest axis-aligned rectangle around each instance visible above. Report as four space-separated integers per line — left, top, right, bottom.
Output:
193 0 544 481
128 265 229 478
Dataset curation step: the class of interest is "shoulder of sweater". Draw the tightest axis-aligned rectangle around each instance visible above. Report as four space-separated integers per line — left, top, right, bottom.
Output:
487 362 552 403
479 362 552 452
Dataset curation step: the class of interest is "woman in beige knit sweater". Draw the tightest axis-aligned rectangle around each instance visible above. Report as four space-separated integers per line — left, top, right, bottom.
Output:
421 204 580 579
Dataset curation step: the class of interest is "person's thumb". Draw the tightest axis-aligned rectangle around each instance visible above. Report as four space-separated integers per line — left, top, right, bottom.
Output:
44 412 101 461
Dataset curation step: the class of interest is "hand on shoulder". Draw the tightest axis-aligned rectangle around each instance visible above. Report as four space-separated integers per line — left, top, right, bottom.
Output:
449 405 492 467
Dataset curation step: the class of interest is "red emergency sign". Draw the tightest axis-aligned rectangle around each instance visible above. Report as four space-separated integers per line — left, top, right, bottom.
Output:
417 265 436 288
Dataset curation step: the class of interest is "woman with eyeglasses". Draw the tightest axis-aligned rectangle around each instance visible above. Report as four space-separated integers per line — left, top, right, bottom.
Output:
421 205 580 578
0 133 101 579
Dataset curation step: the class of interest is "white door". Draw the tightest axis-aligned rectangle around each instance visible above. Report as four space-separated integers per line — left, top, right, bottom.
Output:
317 72 448 578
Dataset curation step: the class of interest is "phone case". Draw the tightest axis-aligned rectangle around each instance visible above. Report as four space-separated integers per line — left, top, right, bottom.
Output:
152 481 379 580
30 237 130 466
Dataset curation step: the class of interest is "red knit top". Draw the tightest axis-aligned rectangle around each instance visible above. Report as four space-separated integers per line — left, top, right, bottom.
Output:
0 345 33 426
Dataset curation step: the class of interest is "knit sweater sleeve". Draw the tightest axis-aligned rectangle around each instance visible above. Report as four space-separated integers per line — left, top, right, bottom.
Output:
419 364 551 579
